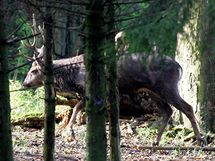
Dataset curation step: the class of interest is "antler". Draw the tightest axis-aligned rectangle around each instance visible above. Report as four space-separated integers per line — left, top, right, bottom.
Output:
37 23 45 59
38 22 45 45
23 13 46 66
23 14 36 49
31 13 38 48
30 14 45 59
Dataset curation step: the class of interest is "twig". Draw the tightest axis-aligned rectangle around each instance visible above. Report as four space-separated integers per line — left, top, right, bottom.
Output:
10 88 30 93
6 33 40 44
7 61 32 73
6 23 24 42
113 0 152 5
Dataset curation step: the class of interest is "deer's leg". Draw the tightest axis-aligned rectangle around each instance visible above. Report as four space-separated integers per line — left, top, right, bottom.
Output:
64 99 84 142
66 100 84 129
154 102 173 146
167 93 205 145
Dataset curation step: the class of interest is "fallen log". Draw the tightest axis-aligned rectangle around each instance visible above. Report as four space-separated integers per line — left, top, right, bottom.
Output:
12 116 44 129
12 89 159 129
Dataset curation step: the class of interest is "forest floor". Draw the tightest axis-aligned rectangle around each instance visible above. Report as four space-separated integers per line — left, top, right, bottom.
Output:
12 116 215 161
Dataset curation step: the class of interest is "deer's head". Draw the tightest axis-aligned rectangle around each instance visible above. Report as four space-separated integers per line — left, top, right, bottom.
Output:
23 14 45 89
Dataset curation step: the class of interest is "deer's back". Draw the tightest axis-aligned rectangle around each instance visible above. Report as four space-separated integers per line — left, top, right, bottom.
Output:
117 53 182 96
51 53 182 100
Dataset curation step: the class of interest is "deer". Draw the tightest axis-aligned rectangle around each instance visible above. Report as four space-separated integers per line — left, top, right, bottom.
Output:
23 15 205 146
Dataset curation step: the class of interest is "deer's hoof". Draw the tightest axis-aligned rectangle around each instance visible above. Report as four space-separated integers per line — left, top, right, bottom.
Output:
152 142 159 146
197 137 207 147
67 129 76 142
62 127 76 142
67 135 76 142
67 128 76 142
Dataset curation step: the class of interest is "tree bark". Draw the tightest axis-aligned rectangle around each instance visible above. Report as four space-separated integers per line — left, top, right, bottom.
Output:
0 1 14 160
43 12 56 161
85 0 107 160
105 1 121 161
198 0 215 133
175 1 201 127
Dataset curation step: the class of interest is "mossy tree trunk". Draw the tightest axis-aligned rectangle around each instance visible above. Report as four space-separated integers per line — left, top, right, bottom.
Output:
176 0 215 133
85 0 107 161
198 0 215 133
0 1 14 160
43 12 56 161
105 1 121 161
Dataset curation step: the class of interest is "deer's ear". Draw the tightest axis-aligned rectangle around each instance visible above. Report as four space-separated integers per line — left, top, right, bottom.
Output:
35 58 44 69
27 57 34 62
37 46 45 59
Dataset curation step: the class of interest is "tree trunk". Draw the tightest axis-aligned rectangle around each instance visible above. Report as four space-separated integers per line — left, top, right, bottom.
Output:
177 0 215 133
85 0 107 160
175 1 201 127
198 0 215 133
66 11 83 57
53 5 84 58
53 8 68 57
43 12 56 161
0 1 14 160
105 1 121 161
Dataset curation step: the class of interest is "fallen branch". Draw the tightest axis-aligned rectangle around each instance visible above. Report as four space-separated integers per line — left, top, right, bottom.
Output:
121 144 215 152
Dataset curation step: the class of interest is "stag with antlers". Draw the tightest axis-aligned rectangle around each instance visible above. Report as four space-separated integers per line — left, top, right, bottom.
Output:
23 14 205 146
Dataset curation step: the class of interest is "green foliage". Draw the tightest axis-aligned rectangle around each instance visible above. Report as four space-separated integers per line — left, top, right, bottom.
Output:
16 16 32 38
9 16 32 81
10 80 44 121
10 41 31 80
118 0 194 56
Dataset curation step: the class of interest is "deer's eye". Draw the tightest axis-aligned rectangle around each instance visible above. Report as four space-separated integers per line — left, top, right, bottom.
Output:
32 70 38 74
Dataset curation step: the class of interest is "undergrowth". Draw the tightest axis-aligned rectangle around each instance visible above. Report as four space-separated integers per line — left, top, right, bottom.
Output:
10 80 44 121
136 124 194 147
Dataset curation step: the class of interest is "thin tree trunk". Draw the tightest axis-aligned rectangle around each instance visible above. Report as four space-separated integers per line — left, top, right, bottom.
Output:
106 1 121 161
107 43 121 161
43 13 56 161
85 0 107 160
0 3 14 160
